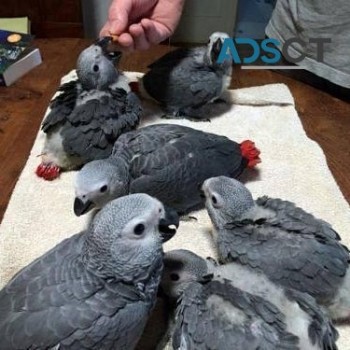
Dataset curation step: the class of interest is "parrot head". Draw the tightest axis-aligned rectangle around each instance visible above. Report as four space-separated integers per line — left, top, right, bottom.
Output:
74 159 129 216
202 176 254 229
84 194 179 280
76 37 122 90
207 32 231 65
161 249 213 299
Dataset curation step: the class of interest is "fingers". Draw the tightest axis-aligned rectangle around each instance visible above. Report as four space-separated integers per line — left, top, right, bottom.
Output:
100 0 185 50
100 0 132 37
141 19 163 44
118 33 134 49
120 19 169 51
129 24 151 50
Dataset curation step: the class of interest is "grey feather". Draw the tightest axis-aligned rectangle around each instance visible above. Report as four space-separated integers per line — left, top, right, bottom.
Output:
172 278 299 350
39 40 142 173
162 249 339 350
202 176 350 321
74 124 252 216
141 32 232 119
59 87 141 164
285 289 338 350
0 194 173 349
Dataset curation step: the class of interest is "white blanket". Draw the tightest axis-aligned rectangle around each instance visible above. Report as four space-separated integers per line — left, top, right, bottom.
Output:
1 71 349 348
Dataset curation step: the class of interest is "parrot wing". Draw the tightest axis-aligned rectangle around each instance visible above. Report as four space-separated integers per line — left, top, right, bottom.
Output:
61 88 141 163
173 279 299 350
112 124 197 157
285 289 338 350
0 233 148 349
143 64 222 109
118 125 245 213
42 80 80 133
220 217 349 303
256 196 342 241
186 66 223 106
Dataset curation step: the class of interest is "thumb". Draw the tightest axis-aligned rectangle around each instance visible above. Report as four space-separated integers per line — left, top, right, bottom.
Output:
107 0 133 34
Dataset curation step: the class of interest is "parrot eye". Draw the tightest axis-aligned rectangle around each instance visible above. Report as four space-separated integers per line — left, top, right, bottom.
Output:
93 64 99 72
134 223 145 236
211 196 218 205
100 185 108 193
170 273 180 281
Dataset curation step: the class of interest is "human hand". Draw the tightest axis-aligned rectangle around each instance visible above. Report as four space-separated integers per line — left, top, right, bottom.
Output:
100 0 185 51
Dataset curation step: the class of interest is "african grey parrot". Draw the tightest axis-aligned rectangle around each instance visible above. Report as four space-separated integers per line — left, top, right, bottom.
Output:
36 37 142 181
202 176 350 321
73 124 261 217
161 249 301 350
162 249 338 350
0 194 179 349
139 32 232 120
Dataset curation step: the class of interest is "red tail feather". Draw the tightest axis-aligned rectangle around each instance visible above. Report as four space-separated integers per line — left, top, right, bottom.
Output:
240 140 261 168
129 81 139 94
36 163 61 181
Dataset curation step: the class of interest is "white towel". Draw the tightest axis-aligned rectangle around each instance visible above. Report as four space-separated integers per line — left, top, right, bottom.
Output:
1 71 349 348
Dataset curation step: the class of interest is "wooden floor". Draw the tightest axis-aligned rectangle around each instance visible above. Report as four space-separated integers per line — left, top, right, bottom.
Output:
0 38 349 222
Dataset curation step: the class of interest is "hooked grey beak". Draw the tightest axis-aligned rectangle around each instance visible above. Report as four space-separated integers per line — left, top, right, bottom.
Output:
74 198 95 217
96 36 112 50
213 38 224 55
158 206 179 243
96 36 122 63
211 38 224 63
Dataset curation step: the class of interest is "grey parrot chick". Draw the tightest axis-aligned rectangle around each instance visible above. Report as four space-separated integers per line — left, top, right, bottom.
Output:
162 250 338 350
202 176 350 321
73 124 261 217
0 194 178 350
140 32 232 120
36 37 142 181
161 249 301 350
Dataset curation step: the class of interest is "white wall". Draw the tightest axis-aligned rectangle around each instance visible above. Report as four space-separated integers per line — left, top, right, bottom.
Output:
172 0 237 43
82 0 112 38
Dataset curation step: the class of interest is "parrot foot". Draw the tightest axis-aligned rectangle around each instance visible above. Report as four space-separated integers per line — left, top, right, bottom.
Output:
188 117 211 123
161 114 176 120
213 98 228 104
180 215 198 222
206 257 219 266
161 114 211 123
36 163 61 181
334 316 350 325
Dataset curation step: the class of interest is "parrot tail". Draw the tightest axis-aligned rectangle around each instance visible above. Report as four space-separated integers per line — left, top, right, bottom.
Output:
36 163 61 181
129 81 139 94
240 140 261 168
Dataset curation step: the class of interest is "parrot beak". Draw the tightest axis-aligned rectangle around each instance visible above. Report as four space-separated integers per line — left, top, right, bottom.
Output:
198 183 206 199
158 206 179 243
96 36 122 63
74 198 95 216
95 36 112 50
210 38 224 63
213 38 224 55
